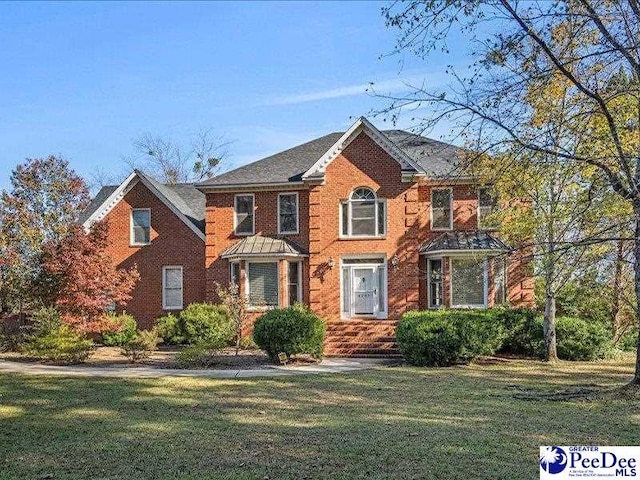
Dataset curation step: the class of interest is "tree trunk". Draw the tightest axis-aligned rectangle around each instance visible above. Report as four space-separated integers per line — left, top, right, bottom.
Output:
611 235 624 342
631 204 640 385
544 292 559 362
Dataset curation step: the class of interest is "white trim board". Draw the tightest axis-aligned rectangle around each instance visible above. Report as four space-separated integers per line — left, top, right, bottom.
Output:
82 170 206 242
302 117 424 181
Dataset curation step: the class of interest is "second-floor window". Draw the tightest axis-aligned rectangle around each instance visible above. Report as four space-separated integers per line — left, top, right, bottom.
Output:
131 208 151 245
278 193 298 234
340 187 386 237
234 194 255 235
478 187 498 230
431 189 452 230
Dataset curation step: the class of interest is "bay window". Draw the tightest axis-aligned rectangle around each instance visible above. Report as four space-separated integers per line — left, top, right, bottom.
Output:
247 262 278 307
340 187 386 237
450 258 487 308
287 261 302 306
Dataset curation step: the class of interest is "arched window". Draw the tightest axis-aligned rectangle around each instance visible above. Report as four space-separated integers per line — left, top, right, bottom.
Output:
340 187 386 237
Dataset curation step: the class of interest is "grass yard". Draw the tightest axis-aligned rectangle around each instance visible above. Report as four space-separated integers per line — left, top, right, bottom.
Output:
1 357 639 479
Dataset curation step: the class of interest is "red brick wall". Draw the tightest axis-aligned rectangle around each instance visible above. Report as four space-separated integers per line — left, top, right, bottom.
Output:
204 189 310 315
202 132 534 328
102 181 205 328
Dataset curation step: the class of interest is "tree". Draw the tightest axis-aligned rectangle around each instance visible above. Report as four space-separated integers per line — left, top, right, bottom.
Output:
0 157 89 312
125 129 231 184
39 221 140 333
215 282 248 355
382 1 640 384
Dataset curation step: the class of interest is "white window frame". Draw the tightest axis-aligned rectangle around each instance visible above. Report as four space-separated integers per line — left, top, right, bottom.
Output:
245 259 279 310
286 261 303 306
234 193 255 236
449 256 488 309
277 192 299 234
130 208 151 246
478 187 497 230
427 257 444 309
339 188 386 239
339 255 388 320
430 188 453 231
229 261 241 287
162 265 183 310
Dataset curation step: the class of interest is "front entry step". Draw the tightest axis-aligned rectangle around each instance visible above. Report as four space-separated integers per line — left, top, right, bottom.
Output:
324 320 400 358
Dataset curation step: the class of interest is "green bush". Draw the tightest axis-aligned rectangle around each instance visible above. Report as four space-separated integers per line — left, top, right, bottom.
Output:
101 313 137 346
20 308 94 363
176 344 218 368
397 310 505 367
121 327 161 362
157 313 185 345
619 330 638 352
499 310 614 361
496 308 543 357
157 304 233 347
253 305 325 360
555 317 613 361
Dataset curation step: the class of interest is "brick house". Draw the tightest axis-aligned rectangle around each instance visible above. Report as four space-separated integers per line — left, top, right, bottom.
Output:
84 117 533 356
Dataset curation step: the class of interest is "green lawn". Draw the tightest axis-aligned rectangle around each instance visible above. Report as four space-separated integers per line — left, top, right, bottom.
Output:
1 357 639 479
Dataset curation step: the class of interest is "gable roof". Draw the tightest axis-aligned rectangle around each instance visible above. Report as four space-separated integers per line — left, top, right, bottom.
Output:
198 117 466 189
81 170 206 240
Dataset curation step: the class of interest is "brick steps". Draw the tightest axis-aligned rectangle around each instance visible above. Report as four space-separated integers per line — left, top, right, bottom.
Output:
324 320 400 358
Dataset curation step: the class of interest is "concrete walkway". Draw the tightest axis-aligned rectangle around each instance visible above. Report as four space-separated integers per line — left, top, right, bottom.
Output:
0 358 398 379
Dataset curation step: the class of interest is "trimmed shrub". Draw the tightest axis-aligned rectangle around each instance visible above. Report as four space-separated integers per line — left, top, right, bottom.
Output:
20 308 94 363
397 310 505 367
253 305 325 360
496 308 543 357
555 317 613 361
121 327 161 362
101 313 137 346
157 313 184 345
156 304 233 346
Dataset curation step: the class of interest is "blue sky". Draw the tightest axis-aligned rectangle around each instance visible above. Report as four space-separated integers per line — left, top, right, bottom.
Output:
0 1 470 191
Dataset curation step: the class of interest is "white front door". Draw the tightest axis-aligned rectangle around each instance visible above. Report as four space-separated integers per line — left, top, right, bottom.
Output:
352 267 377 315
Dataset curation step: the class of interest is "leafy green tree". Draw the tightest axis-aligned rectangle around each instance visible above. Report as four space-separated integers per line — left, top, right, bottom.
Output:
0 157 89 312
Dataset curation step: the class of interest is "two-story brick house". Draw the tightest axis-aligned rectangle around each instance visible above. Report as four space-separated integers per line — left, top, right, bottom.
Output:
84 117 533 356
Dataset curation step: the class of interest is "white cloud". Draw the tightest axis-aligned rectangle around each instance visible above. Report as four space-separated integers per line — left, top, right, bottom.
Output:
264 73 443 106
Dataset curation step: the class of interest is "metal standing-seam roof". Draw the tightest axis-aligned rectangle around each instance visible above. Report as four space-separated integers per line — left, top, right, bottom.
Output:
220 235 309 259
419 231 510 254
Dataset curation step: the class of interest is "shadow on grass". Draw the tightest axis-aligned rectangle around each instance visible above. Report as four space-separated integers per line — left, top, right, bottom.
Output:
0 357 638 479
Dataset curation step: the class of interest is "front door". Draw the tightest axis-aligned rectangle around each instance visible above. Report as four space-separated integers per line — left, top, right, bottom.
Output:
352 267 377 315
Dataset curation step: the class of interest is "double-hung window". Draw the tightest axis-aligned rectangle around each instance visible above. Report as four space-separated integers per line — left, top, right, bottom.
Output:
340 187 386 237
162 266 183 310
478 187 499 230
450 258 487 308
287 261 302 306
278 193 298 234
131 208 151 245
247 262 279 307
234 194 255 235
431 189 452 230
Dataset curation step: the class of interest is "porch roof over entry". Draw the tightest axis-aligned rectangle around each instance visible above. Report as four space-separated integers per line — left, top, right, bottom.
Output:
419 231 510 256
220 235 309 259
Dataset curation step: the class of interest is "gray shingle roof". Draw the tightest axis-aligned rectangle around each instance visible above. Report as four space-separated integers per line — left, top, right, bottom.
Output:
419 231 510 254
220 235 308 258
198 128 465 187
81 171 206 233
79 185 117 224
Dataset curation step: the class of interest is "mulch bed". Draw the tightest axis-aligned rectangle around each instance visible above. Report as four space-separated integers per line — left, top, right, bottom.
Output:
0 346 319 370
